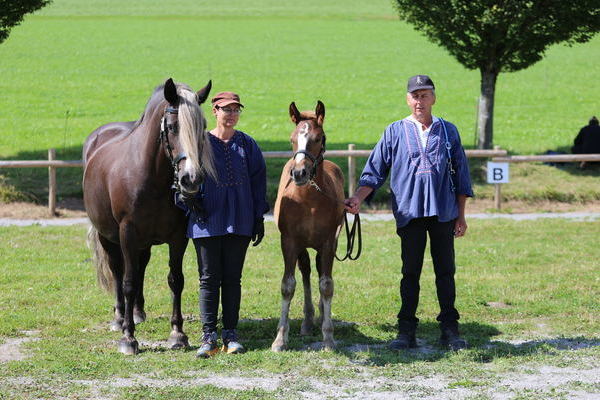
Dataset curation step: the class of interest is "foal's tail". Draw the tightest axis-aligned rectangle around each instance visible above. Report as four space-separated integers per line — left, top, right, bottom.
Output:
87 225 114 292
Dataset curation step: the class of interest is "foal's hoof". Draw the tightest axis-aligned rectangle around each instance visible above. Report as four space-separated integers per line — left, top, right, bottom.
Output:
109 319 124 332
118 338 139 355
322 340 336 351
133 310 147 325
167 332 189 349
271 342 287 352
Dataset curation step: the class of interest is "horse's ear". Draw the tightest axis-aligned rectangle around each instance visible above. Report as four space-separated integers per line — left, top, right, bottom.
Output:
164 78 179 106
289 102 301 124
196 80 212 104
316 100 325 126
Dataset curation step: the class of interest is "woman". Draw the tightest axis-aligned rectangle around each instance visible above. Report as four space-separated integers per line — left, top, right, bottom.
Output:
179 91 269 358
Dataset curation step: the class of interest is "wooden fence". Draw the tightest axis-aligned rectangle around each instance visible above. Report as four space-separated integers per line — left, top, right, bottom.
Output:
8 147 599 216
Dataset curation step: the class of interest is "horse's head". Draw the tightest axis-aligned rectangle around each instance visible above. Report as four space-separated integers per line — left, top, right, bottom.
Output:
160 78 216 196
288 100 326 186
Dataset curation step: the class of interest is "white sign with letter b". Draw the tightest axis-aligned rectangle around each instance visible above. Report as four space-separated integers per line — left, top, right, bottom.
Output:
487 162 509 183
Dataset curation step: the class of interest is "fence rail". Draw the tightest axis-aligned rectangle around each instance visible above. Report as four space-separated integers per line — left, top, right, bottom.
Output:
0 146 521 216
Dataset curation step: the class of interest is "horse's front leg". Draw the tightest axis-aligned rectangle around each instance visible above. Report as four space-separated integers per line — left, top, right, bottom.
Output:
271 237 298 352
317 241 335 350
166 236 189 349
297 249 315 336
133 248 150 325
117 221 140 355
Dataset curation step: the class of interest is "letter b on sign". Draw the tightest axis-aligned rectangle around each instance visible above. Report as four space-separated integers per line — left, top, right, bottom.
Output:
487 162 509 183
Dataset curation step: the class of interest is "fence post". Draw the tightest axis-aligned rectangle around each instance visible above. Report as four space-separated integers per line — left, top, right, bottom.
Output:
48 149 56 216
347 144 356 196
494 184 501 210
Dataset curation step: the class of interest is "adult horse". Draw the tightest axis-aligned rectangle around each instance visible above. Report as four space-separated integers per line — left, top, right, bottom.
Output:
83 78 215 355
271 101 345 351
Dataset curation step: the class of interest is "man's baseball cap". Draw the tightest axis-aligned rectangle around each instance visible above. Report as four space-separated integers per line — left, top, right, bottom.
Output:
211 91 244 108
407 75 435 92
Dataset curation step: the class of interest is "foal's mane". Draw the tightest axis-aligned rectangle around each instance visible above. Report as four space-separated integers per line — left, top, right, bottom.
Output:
133 83 216 180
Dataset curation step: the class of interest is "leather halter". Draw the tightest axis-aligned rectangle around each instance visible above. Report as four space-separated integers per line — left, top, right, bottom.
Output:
291 134 326 180
159 106 188 193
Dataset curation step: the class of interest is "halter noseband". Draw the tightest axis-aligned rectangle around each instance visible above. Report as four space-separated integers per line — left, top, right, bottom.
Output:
159 106 189 193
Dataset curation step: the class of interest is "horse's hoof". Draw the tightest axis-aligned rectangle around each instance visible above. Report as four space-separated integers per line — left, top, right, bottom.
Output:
271 342 287 352
109 319 123 332
118 338 139 355
133 310 146 325
322 341 336 351
167 332 189 349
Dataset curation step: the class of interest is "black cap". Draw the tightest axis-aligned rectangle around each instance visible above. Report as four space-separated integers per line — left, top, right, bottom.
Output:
407 75 435 92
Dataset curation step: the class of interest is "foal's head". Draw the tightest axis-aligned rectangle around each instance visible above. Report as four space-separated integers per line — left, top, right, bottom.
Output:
160 78 216 196
288 101 326 186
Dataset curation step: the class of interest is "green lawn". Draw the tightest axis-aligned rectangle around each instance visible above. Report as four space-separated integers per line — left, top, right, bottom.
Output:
0 219 598 398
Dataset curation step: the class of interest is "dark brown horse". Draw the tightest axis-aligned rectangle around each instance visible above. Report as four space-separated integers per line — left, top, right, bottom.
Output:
271 101 345 351
83 78 215 355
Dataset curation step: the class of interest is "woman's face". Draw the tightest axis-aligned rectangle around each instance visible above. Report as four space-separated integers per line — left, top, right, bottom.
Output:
213 104 241 128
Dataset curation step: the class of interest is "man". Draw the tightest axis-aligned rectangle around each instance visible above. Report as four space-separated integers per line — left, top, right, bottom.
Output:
345 75 473 350
572 116 600 169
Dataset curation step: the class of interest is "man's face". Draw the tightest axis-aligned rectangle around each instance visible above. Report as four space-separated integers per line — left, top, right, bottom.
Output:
406 89 436 120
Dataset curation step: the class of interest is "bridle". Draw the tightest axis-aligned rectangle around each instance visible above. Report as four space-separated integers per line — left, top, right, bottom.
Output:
158 106 190 193
290 132 326 181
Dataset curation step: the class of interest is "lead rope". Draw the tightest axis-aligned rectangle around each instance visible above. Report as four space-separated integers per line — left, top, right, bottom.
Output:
308 179 362 261
439 118 456 193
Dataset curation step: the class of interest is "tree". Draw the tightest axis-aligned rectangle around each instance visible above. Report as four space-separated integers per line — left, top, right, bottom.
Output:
393 0 600 149
1 0 52 45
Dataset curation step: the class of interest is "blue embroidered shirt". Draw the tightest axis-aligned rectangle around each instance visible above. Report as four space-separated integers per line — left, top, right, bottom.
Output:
178 130 269 238
358 116 473 228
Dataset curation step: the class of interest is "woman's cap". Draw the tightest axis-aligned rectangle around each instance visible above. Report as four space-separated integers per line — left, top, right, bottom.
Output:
407 75 435 92
211 92 244 108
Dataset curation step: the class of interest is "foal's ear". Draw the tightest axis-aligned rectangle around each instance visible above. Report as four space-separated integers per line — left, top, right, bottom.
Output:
315 100 325 126
196 80 212 104
164 78 179 105
289 102 301 124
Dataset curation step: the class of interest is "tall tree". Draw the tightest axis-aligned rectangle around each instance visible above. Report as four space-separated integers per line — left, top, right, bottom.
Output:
393 0 599 149
1 0 52 45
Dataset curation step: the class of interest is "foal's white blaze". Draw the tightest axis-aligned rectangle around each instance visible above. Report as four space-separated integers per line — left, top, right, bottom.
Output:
294 122 311 163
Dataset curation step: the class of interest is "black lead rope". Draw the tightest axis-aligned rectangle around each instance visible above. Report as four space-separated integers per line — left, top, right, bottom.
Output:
335 211 362 261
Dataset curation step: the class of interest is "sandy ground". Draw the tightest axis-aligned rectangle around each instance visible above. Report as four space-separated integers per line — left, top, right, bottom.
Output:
2 198 600 219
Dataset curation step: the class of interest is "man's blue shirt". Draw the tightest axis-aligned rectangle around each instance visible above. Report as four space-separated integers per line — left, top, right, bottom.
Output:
358 117 473 228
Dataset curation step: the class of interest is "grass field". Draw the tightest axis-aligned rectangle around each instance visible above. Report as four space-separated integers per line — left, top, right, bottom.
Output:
0 219 598 398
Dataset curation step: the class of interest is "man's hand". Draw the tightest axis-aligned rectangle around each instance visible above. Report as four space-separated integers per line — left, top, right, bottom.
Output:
454 216 468 238
344 196 361 215
252 218 265 246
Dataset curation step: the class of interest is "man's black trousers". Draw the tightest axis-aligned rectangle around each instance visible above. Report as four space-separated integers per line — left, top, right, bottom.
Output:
396 216 460 333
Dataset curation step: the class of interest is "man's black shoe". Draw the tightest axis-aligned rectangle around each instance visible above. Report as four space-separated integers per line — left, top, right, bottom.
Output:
439 329 468 350
389 333 417 350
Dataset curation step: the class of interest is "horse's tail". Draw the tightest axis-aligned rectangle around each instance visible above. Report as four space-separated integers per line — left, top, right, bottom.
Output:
87 225 114 292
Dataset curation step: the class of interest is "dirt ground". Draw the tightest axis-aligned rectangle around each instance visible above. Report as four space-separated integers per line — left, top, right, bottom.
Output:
1 198 600 219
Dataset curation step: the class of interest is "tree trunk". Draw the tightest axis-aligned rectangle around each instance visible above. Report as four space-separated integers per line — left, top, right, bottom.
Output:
476 70 498 149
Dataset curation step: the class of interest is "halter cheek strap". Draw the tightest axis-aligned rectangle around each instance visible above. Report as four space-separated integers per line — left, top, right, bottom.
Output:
291 134 327 180
159 106 189 193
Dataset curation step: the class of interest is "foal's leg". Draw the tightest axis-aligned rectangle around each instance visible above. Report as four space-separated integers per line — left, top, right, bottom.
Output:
98 235 125 332
133 248 150 324
166 237 189 349
271 237 298 352
117 221 141 355
317 241 335 350
297 249 315 335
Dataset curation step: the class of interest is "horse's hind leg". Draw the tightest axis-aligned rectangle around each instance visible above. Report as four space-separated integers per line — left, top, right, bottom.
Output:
166 237 189 349
133 248 150 324
97 235 125 332
271 237 298 352
297 249 315 336
317 243 335 350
